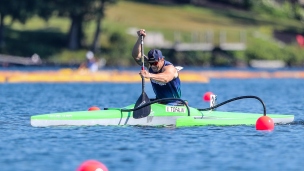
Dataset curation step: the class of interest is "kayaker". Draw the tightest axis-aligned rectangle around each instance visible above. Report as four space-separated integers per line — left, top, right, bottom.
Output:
79 51 99 72
132 29 182 105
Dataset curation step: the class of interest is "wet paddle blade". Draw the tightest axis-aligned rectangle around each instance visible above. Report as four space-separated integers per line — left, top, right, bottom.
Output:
133 92 151 119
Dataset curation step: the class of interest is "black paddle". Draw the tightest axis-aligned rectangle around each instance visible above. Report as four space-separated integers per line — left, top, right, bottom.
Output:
133 35 151 119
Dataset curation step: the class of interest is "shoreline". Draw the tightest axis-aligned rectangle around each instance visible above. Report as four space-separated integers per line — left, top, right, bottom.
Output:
1 69 304 83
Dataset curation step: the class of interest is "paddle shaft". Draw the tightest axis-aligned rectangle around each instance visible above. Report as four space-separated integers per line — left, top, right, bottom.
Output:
132 35 151 119
140 35 145 94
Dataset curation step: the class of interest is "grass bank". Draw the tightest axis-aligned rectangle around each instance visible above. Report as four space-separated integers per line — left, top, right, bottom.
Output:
3 1 304 66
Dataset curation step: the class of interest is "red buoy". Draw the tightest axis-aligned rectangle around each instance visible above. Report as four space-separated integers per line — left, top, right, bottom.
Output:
88 106 100 111
296 34 304 47
256 116 274 131
77 160 108 171
203 92 213 102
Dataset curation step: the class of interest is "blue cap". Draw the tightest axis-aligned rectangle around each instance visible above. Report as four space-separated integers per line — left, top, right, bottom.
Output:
147 49 164 62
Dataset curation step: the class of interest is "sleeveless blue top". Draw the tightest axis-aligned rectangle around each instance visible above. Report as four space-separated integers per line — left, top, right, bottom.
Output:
149 61 181 103
86 60 98 72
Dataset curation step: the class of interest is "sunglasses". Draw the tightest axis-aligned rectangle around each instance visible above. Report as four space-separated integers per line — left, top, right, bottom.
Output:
149 61 158 66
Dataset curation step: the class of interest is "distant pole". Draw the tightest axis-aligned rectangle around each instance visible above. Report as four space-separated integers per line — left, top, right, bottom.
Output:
174 31 181 43
240 30 246 43
220 31 226 44
206 30 213 44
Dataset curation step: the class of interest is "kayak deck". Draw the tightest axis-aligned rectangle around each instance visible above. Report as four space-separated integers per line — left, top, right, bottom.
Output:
30 103 294 127
176 111 294 127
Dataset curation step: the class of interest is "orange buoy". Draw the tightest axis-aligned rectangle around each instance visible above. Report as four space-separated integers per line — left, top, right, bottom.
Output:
256 116 274 131
88 106 100 111
203 92 213 102
77 160 108 171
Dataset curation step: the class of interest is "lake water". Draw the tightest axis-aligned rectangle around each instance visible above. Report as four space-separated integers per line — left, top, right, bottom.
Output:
0 78 303 171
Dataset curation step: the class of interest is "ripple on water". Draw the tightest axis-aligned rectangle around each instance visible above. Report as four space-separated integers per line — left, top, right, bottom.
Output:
0 79 303 171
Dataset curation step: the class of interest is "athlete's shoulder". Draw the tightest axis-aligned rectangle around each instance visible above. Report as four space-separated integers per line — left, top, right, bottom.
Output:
163 63 176 71
164 60 173 66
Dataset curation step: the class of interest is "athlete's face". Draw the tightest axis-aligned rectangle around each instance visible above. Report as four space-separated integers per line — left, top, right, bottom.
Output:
150 59 164 72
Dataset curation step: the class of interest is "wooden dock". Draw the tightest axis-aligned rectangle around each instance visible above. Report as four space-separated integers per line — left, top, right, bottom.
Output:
0 54 42 66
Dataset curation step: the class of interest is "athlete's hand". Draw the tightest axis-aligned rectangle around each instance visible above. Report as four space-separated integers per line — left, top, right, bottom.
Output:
137 29 146 38
139 70 150 79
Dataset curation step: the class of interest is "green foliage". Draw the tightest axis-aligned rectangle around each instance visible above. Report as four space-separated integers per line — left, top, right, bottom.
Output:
47 49 88 64
252 0 294 19
105 31 131 66
245 37 304 66
0 0 39 24
166 51 211 66
246 38 282 60
1 0 304 67
229 50 246 65
4 28 66 57
293 3 304 22
205 0 253 9
284 45 304 66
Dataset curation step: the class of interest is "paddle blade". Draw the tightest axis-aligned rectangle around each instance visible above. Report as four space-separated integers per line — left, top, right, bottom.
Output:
133 92 151 119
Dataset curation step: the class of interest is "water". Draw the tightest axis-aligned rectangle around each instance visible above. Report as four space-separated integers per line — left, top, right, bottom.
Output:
0 79 303 171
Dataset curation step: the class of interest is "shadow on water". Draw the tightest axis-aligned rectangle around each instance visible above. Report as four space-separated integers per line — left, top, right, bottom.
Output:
289 120 304 125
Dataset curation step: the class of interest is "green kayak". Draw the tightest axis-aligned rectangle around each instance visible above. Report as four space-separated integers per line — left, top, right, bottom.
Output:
30 103 294 127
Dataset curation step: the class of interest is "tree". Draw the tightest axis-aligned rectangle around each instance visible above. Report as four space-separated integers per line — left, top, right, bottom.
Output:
91 0 118 53
50 0 95 50
0 0 39 49
42 0 118 50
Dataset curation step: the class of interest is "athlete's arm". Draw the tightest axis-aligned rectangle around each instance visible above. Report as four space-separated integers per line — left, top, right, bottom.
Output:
132 37 142 65
132 29 149 68
141 65 178 83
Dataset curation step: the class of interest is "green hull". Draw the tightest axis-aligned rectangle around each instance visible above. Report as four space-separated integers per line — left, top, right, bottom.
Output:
30 103 294 127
